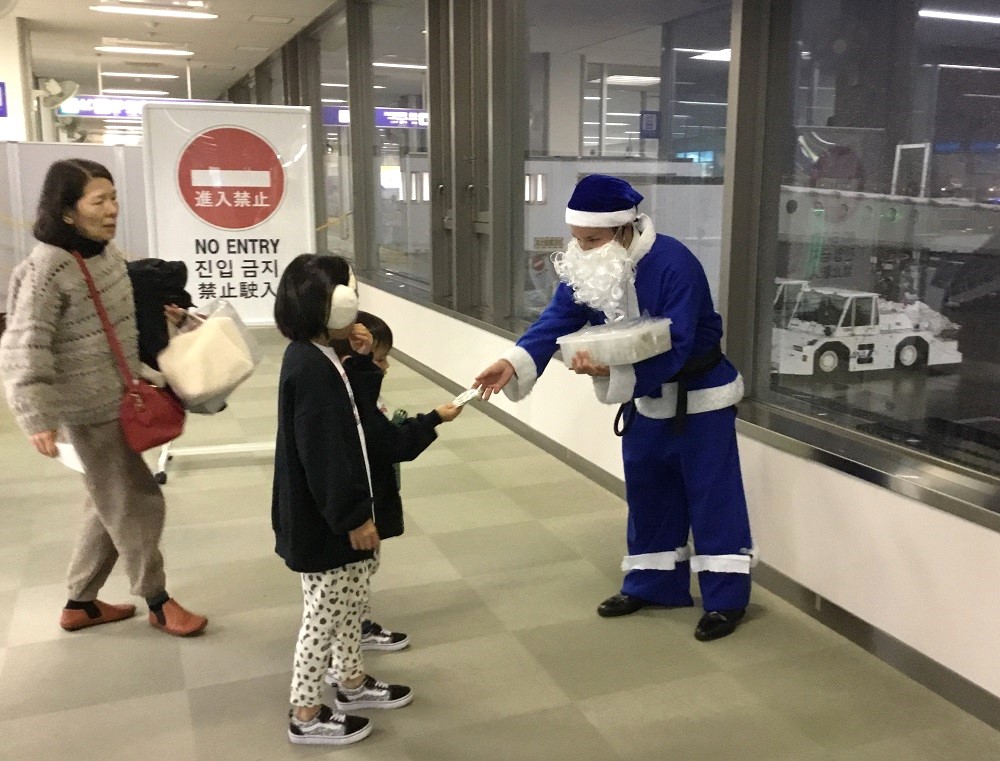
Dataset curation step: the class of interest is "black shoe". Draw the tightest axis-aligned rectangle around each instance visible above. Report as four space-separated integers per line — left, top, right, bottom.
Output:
597 593 650 618
694 609 745 641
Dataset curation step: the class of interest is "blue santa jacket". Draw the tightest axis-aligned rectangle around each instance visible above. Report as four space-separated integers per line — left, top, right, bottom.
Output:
502 219 742 413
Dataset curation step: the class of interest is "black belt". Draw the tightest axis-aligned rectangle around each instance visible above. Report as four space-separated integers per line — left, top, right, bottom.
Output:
614 344 724 437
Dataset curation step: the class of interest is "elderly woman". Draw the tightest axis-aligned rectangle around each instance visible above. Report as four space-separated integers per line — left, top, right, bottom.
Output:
0 158 207 637
474 174 754 642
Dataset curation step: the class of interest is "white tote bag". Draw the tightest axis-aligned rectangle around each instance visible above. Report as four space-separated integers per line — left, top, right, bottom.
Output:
158 314 255 407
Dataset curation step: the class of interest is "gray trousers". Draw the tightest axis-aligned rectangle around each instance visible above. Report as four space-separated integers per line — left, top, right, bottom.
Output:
64 418 168 602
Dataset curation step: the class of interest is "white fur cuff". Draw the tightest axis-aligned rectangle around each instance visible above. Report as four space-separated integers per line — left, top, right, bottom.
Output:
500 346 538 402
592 364 636 405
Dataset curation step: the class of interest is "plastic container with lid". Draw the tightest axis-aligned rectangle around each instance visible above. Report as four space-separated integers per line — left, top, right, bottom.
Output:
556 317 672 368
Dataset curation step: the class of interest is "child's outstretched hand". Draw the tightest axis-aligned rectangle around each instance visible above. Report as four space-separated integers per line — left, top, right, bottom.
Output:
349 323 373 355
435 403 463 422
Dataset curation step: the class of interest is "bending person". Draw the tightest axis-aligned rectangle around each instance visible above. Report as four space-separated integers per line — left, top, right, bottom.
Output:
474 174 754 641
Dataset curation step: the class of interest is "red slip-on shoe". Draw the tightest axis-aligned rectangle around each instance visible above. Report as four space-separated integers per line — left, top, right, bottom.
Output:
148 598 208 637
60 600 137 631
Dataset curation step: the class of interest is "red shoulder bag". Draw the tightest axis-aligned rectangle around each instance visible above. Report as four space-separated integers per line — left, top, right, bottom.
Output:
72 252 185 452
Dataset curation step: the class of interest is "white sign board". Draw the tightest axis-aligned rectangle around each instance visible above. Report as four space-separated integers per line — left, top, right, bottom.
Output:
143 103 314 325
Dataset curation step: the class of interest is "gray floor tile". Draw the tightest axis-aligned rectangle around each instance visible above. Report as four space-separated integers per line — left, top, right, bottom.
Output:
403 488 535 535
431 521 580 577
404 705 620 761
365 579 505 649
0 691 197 761
398 462 495 498
0 629 185 719
515 615 717 700
503 478 626 519
466 558 617 631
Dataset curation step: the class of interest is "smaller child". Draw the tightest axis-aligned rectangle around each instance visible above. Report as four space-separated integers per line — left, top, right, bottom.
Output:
331 311 433 652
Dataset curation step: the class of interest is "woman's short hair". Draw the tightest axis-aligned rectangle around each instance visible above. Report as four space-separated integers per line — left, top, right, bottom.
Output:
33 159 115 247
274 253 353 341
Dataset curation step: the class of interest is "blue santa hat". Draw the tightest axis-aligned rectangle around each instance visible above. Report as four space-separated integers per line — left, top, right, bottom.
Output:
565 174 644 227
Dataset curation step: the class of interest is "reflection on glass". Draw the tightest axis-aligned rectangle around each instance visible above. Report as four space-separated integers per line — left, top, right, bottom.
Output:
372 0 430 296
520 2 733 320
315 13 354 262
764 0 1000 477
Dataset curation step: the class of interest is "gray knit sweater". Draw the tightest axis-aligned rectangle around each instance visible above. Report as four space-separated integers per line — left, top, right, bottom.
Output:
0 242 140 435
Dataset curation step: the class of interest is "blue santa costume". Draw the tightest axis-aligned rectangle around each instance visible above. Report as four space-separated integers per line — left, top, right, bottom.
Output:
499 175 755 639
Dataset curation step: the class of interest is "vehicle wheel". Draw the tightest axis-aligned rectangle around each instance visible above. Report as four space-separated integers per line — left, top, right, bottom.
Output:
814 344 845 375
895 338 927 370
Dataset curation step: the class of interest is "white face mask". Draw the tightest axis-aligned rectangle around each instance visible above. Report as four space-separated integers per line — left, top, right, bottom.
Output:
551 233 633 320
327 270 359 330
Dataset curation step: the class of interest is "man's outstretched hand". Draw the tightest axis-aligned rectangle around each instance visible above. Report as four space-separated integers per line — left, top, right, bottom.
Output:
473 359 515 401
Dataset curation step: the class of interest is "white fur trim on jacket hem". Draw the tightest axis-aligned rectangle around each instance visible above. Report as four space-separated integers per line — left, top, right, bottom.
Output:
690 553 753 574
622 545 693 572
591 364 636 404
500 346 538 402
634 374 744 420
565 207 638 227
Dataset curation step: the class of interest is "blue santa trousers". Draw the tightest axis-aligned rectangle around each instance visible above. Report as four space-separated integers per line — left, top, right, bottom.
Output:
620 405 752 612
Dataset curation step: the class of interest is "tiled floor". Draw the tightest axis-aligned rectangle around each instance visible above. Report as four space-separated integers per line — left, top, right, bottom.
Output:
1 329 998 761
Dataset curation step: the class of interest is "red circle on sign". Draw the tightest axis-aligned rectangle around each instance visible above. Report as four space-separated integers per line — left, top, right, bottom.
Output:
177 126 285 230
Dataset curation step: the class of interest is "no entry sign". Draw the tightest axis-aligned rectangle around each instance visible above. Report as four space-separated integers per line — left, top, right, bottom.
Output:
144 103 313 325
177 127 285 230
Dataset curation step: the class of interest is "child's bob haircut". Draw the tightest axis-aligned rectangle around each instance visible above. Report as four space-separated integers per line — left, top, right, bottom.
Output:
274 253 354 341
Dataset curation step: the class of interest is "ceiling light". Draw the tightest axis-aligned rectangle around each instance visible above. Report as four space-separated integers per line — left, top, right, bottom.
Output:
96 45 194 56
373 62 427 70
102 72 179 79
321 98 346 103
676 100 727 106
673 48 714 53
89 2 217 20
373 85 386 89
919 9 1000 25
691 49 731 61
938 63 1000 72
583 96 603 100
607 112 640 117
322 82 348 87
604 75 660 86
102 88 170 95
964 93 1000 98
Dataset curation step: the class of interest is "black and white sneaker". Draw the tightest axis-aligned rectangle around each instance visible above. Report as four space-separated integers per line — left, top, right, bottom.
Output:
287 704 371 745
361 620 410 651
334 675 413 710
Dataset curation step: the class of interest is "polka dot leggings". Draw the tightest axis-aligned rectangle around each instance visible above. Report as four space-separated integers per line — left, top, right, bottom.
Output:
289 558 376 707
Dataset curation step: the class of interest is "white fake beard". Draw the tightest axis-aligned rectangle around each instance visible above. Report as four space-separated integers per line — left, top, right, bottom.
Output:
551 237 633 320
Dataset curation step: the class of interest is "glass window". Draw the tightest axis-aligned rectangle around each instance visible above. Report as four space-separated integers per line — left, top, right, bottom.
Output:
315 12 354 262
760 0 1000 478
371 0 430 295
519 1 733 320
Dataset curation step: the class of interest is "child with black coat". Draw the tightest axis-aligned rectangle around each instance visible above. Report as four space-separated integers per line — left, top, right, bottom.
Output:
272 254 461 746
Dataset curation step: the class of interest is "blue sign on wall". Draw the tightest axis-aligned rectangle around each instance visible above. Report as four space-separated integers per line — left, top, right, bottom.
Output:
0 82 8 118
639 110 660 139
323 106 429 129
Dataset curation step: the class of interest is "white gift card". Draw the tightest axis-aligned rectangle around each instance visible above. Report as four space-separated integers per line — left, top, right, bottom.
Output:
452 388 480 407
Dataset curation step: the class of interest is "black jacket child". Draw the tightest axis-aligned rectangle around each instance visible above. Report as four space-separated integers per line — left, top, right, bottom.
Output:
272 340 441 573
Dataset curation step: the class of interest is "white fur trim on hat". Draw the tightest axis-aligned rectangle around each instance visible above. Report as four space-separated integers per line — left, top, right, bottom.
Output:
565 207 638 228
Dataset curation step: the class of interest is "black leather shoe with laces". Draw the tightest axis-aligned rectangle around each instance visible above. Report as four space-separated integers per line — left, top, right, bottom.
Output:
694 609 746 641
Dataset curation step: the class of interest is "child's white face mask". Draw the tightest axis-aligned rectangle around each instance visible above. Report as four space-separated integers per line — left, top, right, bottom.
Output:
327 270 359 329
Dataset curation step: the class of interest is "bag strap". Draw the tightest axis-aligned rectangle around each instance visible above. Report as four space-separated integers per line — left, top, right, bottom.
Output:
71 252 135 387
